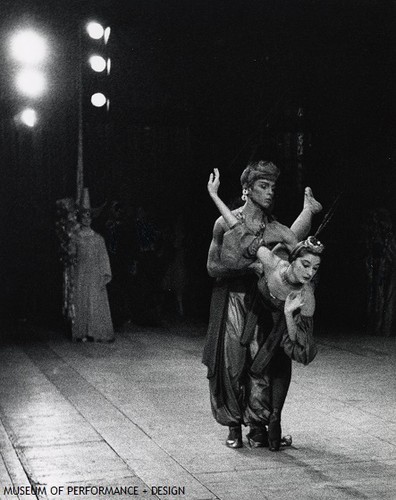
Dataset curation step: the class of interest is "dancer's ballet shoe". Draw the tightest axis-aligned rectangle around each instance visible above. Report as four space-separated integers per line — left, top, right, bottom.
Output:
226 425 243 449
246 426 269 448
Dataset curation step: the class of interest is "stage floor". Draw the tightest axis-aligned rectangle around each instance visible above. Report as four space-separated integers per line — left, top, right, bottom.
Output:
0 320 395 499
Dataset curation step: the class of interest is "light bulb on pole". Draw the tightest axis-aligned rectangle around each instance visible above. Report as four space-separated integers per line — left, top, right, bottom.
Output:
89 55 106 72
91 92 106 107
20 108 38 127
10 30 48 65
16 69 46 97
86 22 104 40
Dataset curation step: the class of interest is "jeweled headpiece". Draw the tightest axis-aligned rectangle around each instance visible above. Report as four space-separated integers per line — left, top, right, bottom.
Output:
289 236 325 262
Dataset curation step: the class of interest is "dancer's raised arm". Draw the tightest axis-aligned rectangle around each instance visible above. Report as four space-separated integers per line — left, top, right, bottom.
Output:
207 170 261 277
207 168 240 229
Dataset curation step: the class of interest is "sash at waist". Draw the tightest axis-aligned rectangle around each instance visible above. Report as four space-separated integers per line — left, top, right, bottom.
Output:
216 274 257 293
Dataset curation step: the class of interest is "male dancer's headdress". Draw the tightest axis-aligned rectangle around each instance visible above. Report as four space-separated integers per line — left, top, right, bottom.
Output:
240 160 280 188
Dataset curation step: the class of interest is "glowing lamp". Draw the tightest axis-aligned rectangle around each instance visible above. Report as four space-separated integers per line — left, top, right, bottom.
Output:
21 108 37 127
16 69 46 97
10 30 47 65
91 92 106 107
89 55 106 72
104 27 111 45
86 22 104 40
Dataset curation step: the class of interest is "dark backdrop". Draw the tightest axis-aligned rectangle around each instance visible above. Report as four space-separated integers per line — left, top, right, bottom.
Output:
1 0 395 332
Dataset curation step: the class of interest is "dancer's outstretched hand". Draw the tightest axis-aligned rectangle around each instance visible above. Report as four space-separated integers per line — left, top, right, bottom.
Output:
207 168 220 197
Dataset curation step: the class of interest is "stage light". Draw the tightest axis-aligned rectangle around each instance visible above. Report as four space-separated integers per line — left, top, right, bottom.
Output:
106 58 111 75
10 30 47 65
16 69 46 97
104 27 111 45
86 22 104 40
20 108 37 127
89 55 106 72
91 92 106 107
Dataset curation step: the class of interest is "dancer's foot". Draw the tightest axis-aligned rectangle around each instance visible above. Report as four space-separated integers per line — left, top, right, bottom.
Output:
268 409 282 452
304 187 322 215
74 337 88 343
246 426 269 448
226 425 243 449
280 435 292 447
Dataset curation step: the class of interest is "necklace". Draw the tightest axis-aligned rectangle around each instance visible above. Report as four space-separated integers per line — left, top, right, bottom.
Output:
280 267 303 290
237 210 266 235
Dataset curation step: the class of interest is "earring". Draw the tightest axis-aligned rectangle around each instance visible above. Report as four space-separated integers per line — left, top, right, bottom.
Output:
241 188 248 201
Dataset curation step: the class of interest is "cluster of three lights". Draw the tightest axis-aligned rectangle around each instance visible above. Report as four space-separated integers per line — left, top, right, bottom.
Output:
86 22 111 109
10 30 48 126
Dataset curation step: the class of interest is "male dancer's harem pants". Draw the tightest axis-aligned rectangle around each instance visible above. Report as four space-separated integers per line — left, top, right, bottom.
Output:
203 276 316 428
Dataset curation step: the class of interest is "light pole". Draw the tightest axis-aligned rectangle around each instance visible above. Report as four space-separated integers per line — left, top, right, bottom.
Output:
77 20 111 202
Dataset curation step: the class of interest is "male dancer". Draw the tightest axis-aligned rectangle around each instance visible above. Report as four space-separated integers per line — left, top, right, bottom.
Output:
203 160 321 448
